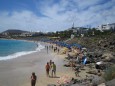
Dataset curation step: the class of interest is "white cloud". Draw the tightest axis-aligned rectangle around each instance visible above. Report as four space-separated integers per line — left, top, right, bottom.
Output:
0 0 115 32
0 10 71 32
38 0 115 26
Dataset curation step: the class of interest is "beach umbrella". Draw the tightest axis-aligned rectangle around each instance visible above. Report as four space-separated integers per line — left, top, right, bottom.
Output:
55 41 71 49
60 47 69 54
63 47 69 51
70 43 82 49
66 44 71 49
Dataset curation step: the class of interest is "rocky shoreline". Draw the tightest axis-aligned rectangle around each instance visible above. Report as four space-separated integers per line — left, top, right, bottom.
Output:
11 33 115 86
66 33 115 63
59 33 115 86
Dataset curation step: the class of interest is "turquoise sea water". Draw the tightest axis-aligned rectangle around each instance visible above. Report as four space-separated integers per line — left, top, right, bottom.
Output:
0 39 44 60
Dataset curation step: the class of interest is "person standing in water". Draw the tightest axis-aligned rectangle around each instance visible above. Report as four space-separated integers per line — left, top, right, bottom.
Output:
31 72 37 86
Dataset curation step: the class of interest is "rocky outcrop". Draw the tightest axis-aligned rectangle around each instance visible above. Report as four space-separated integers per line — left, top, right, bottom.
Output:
106 79 115 86
66 33 115 58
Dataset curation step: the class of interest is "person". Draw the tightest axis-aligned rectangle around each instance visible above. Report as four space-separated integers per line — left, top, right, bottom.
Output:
49 60 52 66
51 45 53 49
31 72 37 86
49 60 52 76
46 46 48 53
51 62 56 77
57 48 60 53
45 62 50 77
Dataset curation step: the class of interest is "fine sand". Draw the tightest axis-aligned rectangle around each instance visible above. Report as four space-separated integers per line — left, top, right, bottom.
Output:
0 43 75 86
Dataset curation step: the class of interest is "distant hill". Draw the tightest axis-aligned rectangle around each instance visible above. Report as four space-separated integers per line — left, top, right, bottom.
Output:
2 29 28 34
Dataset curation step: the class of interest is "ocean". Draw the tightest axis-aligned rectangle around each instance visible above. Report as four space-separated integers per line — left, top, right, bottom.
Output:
0 39 44 60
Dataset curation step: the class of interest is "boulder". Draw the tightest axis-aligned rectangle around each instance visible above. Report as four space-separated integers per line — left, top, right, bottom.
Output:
98 83 106 86
92 75 105 86
103 44 108 48
101 53 114 61
106 79 115 86
109 45 114 49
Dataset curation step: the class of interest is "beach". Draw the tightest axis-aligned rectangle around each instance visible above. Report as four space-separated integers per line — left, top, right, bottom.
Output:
0 40 114 86
0 42 75 86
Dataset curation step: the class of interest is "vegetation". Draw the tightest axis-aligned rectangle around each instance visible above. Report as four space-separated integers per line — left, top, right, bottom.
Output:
103 65 115 81
0 27 115 41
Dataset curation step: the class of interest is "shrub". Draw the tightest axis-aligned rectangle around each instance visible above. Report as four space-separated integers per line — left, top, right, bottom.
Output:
104 65 115 81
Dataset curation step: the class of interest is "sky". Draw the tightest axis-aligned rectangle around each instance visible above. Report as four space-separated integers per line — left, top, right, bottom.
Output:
0 0 115 32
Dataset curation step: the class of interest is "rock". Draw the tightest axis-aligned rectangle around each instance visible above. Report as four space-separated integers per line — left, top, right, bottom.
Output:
112 53 115 56
109 45 114 49
106 79 115 86
92 75 105 86
98 83 106 86
71 84 85 86
102 53 114 61
103 44 108 48
109 41 115 45
108 58 115 63
47 84 56 86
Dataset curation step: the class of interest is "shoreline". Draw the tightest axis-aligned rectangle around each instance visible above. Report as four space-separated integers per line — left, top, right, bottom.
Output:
0 39 43 61
0 39 114 86
0 42 76 86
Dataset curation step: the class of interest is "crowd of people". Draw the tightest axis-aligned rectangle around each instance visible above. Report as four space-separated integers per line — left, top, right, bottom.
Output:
45 45 57 77
30 44 57 86
31 61 57 86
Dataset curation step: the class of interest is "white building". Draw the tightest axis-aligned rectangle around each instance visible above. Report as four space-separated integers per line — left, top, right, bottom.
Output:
98 23 115 31
67 27 87 33
20 32 33 37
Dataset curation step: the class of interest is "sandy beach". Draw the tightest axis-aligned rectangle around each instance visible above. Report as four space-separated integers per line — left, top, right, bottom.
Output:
0 43 75 86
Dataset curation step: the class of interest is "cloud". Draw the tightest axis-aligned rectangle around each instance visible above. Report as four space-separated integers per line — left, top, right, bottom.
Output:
0 0 115 32
0 10 71 32
36 0 115 27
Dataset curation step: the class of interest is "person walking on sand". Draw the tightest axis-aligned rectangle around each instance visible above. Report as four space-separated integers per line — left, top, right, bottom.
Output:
49 60 52 76
45 62 50 77
46 46 48 54
31 72 37 86
49 60 52 66
51 62 56 77
57 48 60 54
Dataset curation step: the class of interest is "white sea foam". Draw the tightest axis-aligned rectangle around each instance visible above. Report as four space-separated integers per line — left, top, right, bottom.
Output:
0 42 45 61
36 43 45 51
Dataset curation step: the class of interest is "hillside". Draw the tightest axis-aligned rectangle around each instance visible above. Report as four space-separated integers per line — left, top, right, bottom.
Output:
2 29 28 34
66 33 115 53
